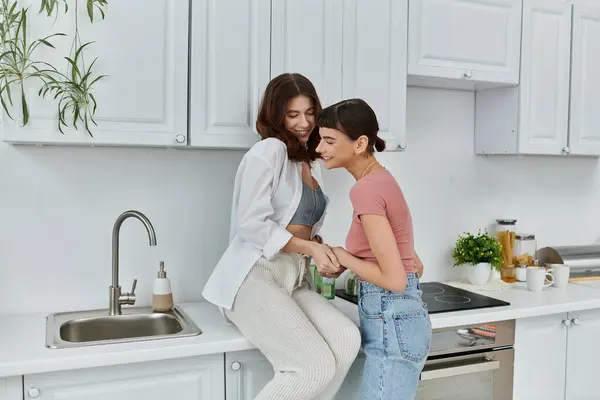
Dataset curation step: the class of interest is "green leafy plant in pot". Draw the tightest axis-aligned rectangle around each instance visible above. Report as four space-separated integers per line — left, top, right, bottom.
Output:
452 230 503 286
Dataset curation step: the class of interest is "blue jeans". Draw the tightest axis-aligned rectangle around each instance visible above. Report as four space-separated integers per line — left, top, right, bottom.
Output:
358 273 432 400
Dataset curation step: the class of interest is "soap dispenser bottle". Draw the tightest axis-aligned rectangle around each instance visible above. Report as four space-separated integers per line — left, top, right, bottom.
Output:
152 261 174 312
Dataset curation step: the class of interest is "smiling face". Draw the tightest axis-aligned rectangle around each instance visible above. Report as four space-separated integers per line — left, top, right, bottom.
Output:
284 95 315 144
316 126 361 169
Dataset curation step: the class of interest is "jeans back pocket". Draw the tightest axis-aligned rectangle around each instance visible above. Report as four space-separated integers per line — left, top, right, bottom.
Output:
390 298 432 363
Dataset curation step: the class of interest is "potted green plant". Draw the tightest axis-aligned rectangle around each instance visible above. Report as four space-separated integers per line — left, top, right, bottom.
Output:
452 230 503 285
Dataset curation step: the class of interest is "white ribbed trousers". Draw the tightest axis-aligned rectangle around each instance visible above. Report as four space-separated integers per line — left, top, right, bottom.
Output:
225 252 361 400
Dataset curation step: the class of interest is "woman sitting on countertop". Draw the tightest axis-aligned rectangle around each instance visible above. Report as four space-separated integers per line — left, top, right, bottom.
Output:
202 73 361 400
315 98 431 400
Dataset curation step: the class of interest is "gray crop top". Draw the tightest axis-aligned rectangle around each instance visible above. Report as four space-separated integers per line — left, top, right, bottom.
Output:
288 181 327 227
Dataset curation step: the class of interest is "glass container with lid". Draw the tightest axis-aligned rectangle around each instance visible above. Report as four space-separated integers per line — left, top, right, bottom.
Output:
495 219 517 234
514 233 536 266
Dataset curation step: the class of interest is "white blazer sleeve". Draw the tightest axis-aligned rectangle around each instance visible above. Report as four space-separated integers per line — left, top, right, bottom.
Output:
235 155 293 260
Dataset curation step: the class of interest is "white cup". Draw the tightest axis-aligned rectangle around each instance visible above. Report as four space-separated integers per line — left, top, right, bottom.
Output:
548 264 570 289
526 267 554 292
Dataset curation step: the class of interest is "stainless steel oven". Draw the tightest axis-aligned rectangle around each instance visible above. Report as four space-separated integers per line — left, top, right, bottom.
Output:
416 319 515 400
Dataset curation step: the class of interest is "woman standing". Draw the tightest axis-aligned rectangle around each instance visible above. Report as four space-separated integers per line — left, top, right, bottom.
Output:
202 74 361 400
315 98 432 400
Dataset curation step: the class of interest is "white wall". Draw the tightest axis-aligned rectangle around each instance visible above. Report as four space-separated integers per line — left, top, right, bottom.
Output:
1 87 599 315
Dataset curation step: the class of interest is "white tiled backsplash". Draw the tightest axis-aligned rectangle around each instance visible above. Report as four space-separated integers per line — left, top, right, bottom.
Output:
1 87 599 314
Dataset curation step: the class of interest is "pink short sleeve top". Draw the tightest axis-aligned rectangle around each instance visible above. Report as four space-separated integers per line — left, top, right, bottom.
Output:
345 169 416 274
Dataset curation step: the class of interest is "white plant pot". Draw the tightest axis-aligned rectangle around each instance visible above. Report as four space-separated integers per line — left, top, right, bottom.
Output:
467 263 492 286
489 268 501 282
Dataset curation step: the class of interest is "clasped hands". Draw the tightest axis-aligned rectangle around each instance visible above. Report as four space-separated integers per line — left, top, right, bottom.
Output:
310 236 348 279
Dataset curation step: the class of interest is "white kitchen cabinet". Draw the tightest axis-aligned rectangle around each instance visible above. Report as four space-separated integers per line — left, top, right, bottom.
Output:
271 0 408 151
407 0 523 89
564 308 600 399
188 0 271 149
342 0 409 151
224 348 366 400
513 309 600 400
567 4 600 156
225 349 274 399
270 0 343 108
474 0 600 157
2 0 189 147
0 376 22 400
513 313 568 400
23 354 224 400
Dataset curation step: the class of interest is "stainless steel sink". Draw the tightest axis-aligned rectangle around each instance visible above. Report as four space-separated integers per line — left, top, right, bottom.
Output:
46 305 202 349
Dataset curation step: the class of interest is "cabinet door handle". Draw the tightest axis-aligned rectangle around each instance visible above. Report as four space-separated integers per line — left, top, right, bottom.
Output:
571 318 580 326
420 358 499 381
28 387 40 398
231 361 242 371
562 319 571 327
176 134 186 144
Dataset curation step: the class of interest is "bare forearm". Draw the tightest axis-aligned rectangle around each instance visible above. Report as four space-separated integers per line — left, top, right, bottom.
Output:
282 236 315 256
336 250 401 291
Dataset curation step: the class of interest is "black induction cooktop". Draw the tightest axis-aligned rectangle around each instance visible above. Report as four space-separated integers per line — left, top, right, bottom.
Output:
335 282 510 314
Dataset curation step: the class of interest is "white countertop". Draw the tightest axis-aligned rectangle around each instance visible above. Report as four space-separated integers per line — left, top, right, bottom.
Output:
333 281 600 329
2 281 600 378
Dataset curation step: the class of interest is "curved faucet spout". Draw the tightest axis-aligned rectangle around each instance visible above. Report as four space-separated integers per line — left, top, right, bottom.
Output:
110 210 157 315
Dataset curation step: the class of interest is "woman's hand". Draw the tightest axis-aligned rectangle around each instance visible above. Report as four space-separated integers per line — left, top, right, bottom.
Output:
310 242 342 275
331 246 350 263
320 267 346 279
317 246 350 278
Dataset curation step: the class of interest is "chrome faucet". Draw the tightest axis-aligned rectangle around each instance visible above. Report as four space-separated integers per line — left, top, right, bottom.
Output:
109 210 157 315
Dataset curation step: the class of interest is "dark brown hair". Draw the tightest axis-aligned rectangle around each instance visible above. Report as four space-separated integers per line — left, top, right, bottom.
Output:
256 73 322 162
316 98 386 153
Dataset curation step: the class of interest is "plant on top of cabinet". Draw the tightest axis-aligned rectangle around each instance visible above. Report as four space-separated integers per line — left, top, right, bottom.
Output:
0 0 106 137
3 0 189 147
0 2 64 125
38 37 106 137
39 0 107 21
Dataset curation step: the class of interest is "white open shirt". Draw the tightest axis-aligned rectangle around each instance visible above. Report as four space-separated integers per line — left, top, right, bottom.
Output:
202 138 329 310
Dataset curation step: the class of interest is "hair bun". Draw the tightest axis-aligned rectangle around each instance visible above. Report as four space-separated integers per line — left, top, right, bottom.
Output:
374 136 386 152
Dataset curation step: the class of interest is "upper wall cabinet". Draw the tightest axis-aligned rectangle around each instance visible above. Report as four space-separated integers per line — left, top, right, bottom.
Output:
1 0 189 147
342 0 409 151
188 0 271 149
270 0 408 151
568 2 600 156
474 0 600 156
407 0 523 89
270 0 343 108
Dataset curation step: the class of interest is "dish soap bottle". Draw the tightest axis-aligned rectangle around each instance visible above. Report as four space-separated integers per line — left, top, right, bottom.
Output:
152 261 174 312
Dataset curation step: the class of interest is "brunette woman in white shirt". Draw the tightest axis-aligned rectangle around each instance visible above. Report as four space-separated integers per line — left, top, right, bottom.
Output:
202 73 361 400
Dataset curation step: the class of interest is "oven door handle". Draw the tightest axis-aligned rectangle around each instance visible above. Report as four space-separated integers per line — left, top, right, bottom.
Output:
420 358 500 381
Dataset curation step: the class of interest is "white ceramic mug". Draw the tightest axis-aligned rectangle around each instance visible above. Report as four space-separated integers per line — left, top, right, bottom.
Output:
526 267 554 292
548 264 570 289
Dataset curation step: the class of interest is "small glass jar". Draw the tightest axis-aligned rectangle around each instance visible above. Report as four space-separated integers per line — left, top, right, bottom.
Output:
321 277 336 300
309 263 322 294
501 265 517 283
345 272 358 296
514 233 537 266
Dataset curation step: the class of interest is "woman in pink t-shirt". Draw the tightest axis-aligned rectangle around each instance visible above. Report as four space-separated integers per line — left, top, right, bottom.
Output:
315 98 432 400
